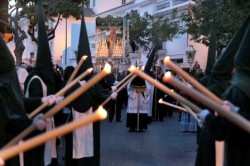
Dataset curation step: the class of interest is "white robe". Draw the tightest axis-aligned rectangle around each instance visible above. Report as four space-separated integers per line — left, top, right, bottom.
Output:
72 107 94 159
126 81 151 114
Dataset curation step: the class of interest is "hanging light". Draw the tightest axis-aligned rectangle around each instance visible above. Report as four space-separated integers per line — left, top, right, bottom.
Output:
185 45 196 69
0 21 13 43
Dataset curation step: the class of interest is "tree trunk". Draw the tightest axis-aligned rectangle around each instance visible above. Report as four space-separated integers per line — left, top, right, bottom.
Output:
14 41 25 65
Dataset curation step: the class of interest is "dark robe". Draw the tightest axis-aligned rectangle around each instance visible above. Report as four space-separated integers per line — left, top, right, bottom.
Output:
23 74 53 166
0 81 32 166
204 86 250 166
152 73 165 121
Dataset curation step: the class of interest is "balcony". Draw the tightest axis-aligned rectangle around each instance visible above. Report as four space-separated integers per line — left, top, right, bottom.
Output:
172 0 188 6
156 0 189 11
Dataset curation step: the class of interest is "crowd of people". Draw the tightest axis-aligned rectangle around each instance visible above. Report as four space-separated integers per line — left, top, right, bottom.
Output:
1 0 250 165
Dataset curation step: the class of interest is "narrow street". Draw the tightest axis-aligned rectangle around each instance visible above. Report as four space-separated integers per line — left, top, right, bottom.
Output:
57 110 197 166
100 110 197 166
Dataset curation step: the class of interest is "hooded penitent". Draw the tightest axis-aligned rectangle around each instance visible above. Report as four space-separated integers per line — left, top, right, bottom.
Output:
231 15 250 98
131 45 158 89
0 35 30 149
71 9 94 113
144 45 158 76
25 0 55 94
0 34 22 95
207 14 250 96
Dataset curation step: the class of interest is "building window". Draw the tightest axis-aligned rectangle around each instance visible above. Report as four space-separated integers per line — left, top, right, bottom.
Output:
122 0 126 5
93 0 95 7
156 2 170 11
172 0 188 6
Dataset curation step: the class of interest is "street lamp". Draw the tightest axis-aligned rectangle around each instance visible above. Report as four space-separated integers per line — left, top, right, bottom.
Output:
185 45 196 70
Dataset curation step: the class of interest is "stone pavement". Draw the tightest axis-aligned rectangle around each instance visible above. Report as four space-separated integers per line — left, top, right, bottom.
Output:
100 110 197 166
57 110 197 166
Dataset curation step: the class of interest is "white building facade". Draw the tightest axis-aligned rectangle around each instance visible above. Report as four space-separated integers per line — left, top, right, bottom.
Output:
8 0 208 71
86 0 208 71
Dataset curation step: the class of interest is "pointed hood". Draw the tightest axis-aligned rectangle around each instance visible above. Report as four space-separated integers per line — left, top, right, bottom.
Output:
76 9 93 78
27 0 55 94
0 36 15 75
144 45 158 76
205 22 217 75
207 14 250 96
231 16 250 97
200 22 217 85
69 8 95 113
0 35 22 95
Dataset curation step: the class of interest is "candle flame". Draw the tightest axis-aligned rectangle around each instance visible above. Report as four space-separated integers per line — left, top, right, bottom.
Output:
96 106 107 120
158 98 163 104
87 68 94 73
82 55 88 60
103 63 112 74
163 71 172 83
164 71 172 78
128 65 136 72
164 56 171 65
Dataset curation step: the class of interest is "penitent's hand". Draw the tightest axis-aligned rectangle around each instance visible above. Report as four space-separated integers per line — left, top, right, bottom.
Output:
197 109 210 124
111 86 117 92
221 100 239 113
111 92 118 100
33 113 47 131
79 80 86 86
42 95 57 106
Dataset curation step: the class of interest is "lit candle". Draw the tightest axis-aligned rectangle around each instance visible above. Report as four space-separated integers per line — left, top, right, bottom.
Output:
3 64 111 148
29 68 94 118
164 56 221 103
179 103 200 123
158 98 187 112
159 99 199 123
67 55 88 85
163 71 250 133
128 66 201 113
0 107 107 161
164 57 225 166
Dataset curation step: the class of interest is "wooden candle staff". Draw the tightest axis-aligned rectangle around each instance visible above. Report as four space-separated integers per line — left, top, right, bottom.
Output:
29 67 93 118
158 99 187 112
128 66 201 114
0 107 107 161
164 57 225 166
115 72 133 89
163 72 250 133
164 56 221 103
66 55 88 85
3 64 111 148
101 74 137 106
158 99 199 122
179 103 200 123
